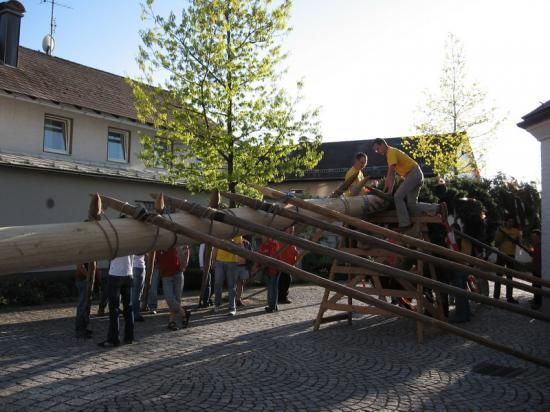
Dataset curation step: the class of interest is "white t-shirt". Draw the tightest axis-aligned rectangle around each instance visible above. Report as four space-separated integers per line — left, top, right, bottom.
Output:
133 254 146 269
199 244 206 268
109 255 134 277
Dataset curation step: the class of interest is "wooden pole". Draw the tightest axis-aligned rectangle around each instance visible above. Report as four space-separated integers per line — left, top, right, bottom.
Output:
98 194 550 370
253 185 550 288
162 194 550 323
222 191 550 297
454 228 525 268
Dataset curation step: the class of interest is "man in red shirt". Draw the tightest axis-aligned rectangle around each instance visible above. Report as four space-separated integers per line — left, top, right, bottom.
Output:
278 226 299 304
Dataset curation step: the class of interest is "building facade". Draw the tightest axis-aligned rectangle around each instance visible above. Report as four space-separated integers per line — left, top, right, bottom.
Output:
518 100 550 313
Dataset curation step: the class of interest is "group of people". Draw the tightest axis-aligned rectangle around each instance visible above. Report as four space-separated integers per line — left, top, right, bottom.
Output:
345 138 441 229
75 237 191 347
74 227 299 346
200 230 298 316
345 138 543 316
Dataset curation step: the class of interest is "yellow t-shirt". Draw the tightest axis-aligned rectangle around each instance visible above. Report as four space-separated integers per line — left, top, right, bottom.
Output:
386 147 417 177
216 235 243 263
495 227 521 256
344 166 364 197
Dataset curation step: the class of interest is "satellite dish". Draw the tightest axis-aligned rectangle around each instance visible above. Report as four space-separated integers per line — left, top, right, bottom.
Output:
42 34 55 55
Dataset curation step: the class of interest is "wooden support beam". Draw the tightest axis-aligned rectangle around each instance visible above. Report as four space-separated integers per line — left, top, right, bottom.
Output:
222 191 550 296
98 194 550 370
252 185 550 288
164 193 550 323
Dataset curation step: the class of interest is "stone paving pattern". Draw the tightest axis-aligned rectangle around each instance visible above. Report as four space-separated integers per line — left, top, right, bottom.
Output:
1 284 550 411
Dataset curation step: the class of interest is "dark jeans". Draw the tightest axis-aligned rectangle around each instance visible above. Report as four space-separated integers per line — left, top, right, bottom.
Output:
266 274 280 310
200 268 214 305
107 275 134 344
450 271 470 321
278 272 291 301
98 269 109 312
75 276 93 335
494 255 514 300
532 272 542 306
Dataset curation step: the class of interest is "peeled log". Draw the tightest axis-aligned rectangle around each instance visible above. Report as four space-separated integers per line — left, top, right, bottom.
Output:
0 195 379 276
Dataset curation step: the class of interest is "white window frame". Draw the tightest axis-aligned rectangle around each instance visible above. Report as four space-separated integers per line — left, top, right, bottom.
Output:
43 114 72 155
107 128 130 163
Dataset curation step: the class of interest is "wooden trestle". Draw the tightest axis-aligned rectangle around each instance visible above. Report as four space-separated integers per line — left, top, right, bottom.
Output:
313 213 448 343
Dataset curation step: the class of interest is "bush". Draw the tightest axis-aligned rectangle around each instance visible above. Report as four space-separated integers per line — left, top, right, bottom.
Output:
301 253 333 277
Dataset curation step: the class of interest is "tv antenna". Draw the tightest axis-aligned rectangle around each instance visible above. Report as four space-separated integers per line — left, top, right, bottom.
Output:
40 0 73 55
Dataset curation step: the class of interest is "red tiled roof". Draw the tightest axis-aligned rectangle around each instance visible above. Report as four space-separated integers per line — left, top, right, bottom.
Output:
0 46 138 120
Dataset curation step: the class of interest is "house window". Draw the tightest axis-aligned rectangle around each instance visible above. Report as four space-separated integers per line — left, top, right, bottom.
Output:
44 115 71 154
107 128 130 162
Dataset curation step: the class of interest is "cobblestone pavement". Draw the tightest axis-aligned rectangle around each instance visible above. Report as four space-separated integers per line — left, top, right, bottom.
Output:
1 284 550 411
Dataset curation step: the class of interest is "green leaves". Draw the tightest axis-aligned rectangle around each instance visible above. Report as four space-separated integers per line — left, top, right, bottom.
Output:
132 0 321 196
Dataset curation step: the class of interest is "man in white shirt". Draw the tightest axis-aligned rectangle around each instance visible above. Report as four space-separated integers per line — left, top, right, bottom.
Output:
98 254 134 347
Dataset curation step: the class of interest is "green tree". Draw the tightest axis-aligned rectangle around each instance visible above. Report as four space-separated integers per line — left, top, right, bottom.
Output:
131 0 322 198
404 33 504 177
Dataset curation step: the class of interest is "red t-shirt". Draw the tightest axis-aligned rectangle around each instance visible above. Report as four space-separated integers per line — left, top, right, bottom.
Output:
277 243 298 266
258 240 280 277
157 248 180 277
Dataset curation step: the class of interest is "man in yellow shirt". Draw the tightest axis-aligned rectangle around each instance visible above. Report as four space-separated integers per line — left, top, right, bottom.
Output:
343 152 368 197
213 235 244 315
494 217 521 303
372 138 438 228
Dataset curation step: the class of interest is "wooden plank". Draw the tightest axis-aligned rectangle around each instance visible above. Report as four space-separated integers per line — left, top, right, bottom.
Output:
322 302 394 316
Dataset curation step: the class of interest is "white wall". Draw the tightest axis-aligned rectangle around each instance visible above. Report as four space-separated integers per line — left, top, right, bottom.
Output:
0 95 153 169
522 117 550 313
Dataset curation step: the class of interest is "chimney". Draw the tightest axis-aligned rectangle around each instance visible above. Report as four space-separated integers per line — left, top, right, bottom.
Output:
0 1 25 67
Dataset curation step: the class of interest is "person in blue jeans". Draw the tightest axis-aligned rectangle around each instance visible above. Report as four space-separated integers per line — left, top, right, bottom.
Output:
158 246 190 330
75 260 96 338
132 254 146 321
256 236 280 313
146 265 160 314
198 243 214 308
213 236 244 316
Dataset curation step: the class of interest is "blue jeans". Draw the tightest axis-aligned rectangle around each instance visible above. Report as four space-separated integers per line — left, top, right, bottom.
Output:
132 267 145 318
162 272 184 312
214 262 238 311
266 273 280 310
200 268 214 305
75 277 92 335
106 275 134 344
147 267 160 310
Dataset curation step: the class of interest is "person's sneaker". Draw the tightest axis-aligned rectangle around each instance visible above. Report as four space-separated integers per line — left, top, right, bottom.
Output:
278 298 292 304
236 299 244 307
265 306 275 313
507 298 519 304
228 309 237 316
168 321 178 331
149 309 157 315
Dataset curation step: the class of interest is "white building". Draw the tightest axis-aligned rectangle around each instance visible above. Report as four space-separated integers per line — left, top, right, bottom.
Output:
0 1 197 230
518 100 550 312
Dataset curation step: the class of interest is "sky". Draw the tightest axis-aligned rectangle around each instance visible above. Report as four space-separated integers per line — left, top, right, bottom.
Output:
18 0 550 183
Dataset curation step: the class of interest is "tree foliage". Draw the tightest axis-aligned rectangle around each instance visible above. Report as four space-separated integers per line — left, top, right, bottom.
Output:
401 131 472 177
131 0 322 195
405 33 504 177
421 174 540 244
